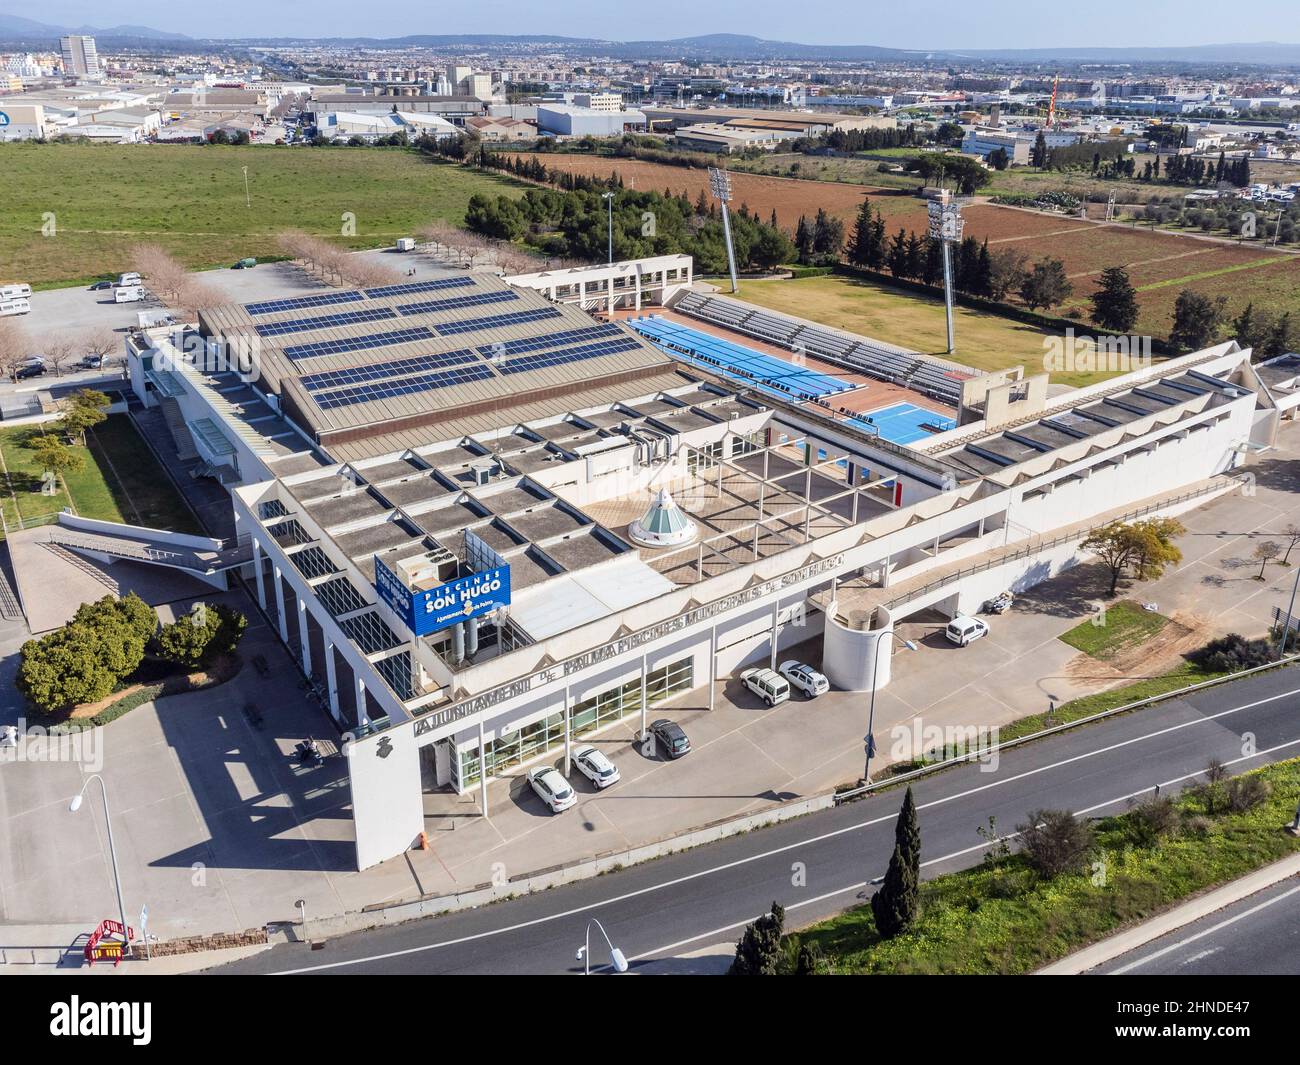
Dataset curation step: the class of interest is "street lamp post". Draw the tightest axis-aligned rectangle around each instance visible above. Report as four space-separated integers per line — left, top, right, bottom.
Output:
241 165 251 209
601 191 614 265
296 898 310 946
69 774 130 958
575 918 628 975
864 632 918 784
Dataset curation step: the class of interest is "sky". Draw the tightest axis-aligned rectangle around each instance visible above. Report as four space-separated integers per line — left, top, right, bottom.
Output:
21 0 1300 49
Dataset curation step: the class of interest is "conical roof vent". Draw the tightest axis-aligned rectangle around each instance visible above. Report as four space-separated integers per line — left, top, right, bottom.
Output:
628 488 698 548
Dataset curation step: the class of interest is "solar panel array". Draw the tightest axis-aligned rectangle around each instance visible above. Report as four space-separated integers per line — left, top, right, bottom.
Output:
246 291 364 316
256 306 397 338
283 325 435 363
363 276 474 300
499 335 642 376
396 290 518 316
436 306 561 337
301 348 480 392
315 363 494 410
478 322 622 359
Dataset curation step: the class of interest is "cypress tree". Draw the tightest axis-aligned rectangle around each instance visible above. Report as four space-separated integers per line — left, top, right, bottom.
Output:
728 902 786 975
1091 265 1140 333
871 787 920 939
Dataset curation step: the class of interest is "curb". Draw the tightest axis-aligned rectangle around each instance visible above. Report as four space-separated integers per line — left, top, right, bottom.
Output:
1037 850 1300 974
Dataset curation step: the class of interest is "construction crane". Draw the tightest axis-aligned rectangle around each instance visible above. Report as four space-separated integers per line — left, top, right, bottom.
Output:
1046 73 1060 131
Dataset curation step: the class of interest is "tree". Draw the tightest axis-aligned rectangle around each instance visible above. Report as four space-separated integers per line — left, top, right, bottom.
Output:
1030 130 1049 168
0 316 32 382
1278 524 1300 565
1015 809 1094 879
1128 518 1184 581
987 248 1028 301
1170 289 1228 351
871 787 920 938
1082 522 1141 595
1252 540 1281 579
728 902 785 975
29 434 83 491
1232 302 1269 353
57 389 110 446
155 603 247 669
1090 265 1140 333
1018 257 1072 311
43 333 78 377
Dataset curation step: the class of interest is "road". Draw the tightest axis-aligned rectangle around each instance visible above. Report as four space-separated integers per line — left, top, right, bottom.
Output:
214 663 1300 975
1092 877 1300 975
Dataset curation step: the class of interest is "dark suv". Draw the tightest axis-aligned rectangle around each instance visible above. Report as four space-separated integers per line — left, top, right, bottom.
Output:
650 719 691 759
15 362 45 380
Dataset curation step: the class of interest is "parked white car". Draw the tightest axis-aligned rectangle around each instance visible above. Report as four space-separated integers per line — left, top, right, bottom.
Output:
741 666 790 706
778 660 829 698
945 615 989 647
572 744 621 789
527 765 576 813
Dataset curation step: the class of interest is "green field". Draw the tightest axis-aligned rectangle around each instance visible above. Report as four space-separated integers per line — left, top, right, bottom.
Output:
1059 600 1170 659
0 142 528 288
730 275 1123 388
0 414 199 537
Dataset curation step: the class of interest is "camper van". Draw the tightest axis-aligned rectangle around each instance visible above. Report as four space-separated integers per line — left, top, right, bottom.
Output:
0 283 32 300
114 285 147 304
115 273 142 288
0 297 31 317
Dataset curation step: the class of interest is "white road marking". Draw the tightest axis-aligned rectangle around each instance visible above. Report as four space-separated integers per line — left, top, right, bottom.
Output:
1107 883 1300 975
264 688 1300 974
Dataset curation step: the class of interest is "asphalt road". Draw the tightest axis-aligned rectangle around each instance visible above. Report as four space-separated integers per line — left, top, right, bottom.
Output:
1091 876 1300 975
214 664 1300 975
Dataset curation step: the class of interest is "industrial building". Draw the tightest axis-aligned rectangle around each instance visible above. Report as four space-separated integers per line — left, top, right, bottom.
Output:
536 104 646 137
77 253 1275 871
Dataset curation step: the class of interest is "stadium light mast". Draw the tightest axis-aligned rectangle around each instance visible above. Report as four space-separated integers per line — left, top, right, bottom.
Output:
707 166 740 294
928 189 964 356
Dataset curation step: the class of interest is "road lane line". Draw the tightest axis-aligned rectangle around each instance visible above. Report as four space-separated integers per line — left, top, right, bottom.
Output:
1106 883 1300 975
263 700 1300 974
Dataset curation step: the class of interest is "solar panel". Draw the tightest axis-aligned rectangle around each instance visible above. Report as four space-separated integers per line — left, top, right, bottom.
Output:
314 363 494 410
301 347 479 392
283 326 435 362
478 322 622 358
396 290 518 316
363 276 475 300
255 306 397 338
246 291 364 316
436 306 562 337
498 336 643 376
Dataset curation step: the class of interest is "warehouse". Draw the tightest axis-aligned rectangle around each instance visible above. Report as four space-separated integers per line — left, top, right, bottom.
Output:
536 104 646 137
121 259 1272 870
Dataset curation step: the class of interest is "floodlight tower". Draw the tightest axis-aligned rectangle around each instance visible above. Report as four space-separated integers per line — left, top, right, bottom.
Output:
708 166 740 294
928 189 964 356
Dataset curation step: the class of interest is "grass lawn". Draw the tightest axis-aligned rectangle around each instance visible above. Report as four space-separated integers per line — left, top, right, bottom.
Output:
789 757 1300 974
0 414 198 538
729 275 1124 388
1058 600 1170 659
0 142 529 288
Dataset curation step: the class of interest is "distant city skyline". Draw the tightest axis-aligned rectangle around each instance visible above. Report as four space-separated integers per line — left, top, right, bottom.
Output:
19 1 1300 51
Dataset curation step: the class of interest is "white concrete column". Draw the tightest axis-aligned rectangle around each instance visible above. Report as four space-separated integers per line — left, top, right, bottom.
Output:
563 686 572 776
478 720 489 817
607 275 614 315
252 538 266 610
297 596 312 675
355 677 370 728
640 652 648 738
272 565 288 644
324 641 340 719
770 600 780 669
708 624 717 711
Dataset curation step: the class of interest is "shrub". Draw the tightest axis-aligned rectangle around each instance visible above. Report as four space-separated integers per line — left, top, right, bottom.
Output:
1188 633 1276 673
1015 809 1095 878
1126 795 1179 846
1225 775 1271 813
729 902 785 975
155 603 247 669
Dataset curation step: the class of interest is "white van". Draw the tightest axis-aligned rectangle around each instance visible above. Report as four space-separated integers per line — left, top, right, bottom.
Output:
114 285 147 304
741 667 790 707
0 297 31 317
945 615 989 647
116 273 142 288
0 283 32 300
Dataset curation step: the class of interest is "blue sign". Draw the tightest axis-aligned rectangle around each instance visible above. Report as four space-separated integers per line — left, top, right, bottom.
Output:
374 555 511 637
0 112 9 127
